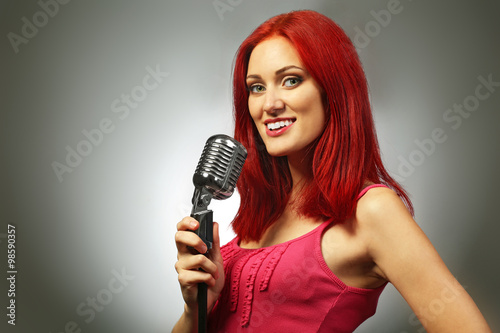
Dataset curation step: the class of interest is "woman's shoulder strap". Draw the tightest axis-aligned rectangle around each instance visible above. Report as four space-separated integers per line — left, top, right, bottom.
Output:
356 184 390 200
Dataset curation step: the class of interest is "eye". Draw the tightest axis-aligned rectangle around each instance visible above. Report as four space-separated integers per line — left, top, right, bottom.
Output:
283 76 302 88
249 84 266 93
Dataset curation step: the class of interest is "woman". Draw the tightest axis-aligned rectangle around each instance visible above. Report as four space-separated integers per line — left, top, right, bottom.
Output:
173 10 491 332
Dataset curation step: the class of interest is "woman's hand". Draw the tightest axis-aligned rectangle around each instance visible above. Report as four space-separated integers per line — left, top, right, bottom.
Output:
174 216 225 314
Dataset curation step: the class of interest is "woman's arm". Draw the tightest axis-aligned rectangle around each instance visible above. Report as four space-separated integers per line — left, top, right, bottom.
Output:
172 218 225 333
357 187 491 333
172 304 197 333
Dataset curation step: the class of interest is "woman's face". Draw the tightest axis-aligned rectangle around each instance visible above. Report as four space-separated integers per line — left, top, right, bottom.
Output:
246 36 326 159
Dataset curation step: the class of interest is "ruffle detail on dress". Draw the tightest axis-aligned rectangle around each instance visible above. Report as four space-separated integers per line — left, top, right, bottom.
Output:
259 243 289 292
230 251 253 312
240 248 273 327
220 241 238 262
221 240 292 327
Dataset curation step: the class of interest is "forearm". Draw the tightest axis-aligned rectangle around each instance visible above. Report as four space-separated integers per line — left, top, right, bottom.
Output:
417 283 492 333
172 304 198 333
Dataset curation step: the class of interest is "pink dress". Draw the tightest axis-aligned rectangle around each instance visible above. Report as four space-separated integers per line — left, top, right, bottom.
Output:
208 184 388 332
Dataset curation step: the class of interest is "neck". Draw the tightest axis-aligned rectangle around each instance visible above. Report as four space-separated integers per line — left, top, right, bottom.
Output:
287 147 314 191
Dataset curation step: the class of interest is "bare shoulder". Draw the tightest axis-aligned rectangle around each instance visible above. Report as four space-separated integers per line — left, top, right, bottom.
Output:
355 186 413 231
353 187 492 332
353 186 424 280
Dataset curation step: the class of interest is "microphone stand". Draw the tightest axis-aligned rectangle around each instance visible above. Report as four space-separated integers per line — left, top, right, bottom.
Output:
191 186 214 333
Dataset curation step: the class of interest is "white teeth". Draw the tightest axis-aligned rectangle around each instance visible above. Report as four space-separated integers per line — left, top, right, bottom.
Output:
267 120 293 131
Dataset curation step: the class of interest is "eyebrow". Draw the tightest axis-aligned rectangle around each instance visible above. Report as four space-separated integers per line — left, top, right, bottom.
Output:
246 65 305 80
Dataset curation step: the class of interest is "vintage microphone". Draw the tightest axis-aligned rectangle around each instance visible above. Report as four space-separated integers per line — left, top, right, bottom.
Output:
190 134 247 332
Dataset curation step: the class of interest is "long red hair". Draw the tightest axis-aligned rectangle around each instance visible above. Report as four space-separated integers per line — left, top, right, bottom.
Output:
232 10 413 242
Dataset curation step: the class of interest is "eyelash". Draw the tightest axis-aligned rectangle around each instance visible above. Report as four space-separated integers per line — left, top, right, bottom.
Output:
247 76 303 93
283 76 303 87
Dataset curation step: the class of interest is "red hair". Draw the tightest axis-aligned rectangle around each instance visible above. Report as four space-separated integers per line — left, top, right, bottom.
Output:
232 10 413 241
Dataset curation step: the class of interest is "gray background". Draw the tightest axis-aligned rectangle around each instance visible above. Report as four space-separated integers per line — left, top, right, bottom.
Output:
1 0 499 332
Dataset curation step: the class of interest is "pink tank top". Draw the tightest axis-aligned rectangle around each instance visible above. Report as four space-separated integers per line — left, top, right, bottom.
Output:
208 184 388 332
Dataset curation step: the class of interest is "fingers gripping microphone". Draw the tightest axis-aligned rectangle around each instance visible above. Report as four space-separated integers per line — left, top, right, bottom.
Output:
190 134 246 333
191 134 247 251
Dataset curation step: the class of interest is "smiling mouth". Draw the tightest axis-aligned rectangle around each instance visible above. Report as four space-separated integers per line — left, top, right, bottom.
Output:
266 119 295 131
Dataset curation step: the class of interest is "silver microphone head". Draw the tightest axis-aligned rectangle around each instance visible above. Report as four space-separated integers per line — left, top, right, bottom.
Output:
193 134 247 201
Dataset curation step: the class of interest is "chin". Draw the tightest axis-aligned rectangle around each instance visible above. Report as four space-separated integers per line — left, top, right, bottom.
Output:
267 151 288 158
263 144 293 158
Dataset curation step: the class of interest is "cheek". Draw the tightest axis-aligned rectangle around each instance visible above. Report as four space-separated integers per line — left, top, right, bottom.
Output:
247 99 265 138
248 98 260 122
248 100 267 139
303 104 327 141
301 91 326 123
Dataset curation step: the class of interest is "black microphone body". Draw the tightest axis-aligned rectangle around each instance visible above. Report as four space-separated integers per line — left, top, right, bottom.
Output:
189 134 247 333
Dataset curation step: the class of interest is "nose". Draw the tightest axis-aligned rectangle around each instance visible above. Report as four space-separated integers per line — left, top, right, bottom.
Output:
263 89 285 115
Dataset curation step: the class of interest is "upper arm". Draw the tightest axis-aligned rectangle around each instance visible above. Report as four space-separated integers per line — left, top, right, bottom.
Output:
356 187 491 333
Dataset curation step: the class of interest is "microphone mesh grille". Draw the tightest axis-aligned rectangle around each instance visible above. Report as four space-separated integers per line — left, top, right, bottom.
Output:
194 135 247 200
